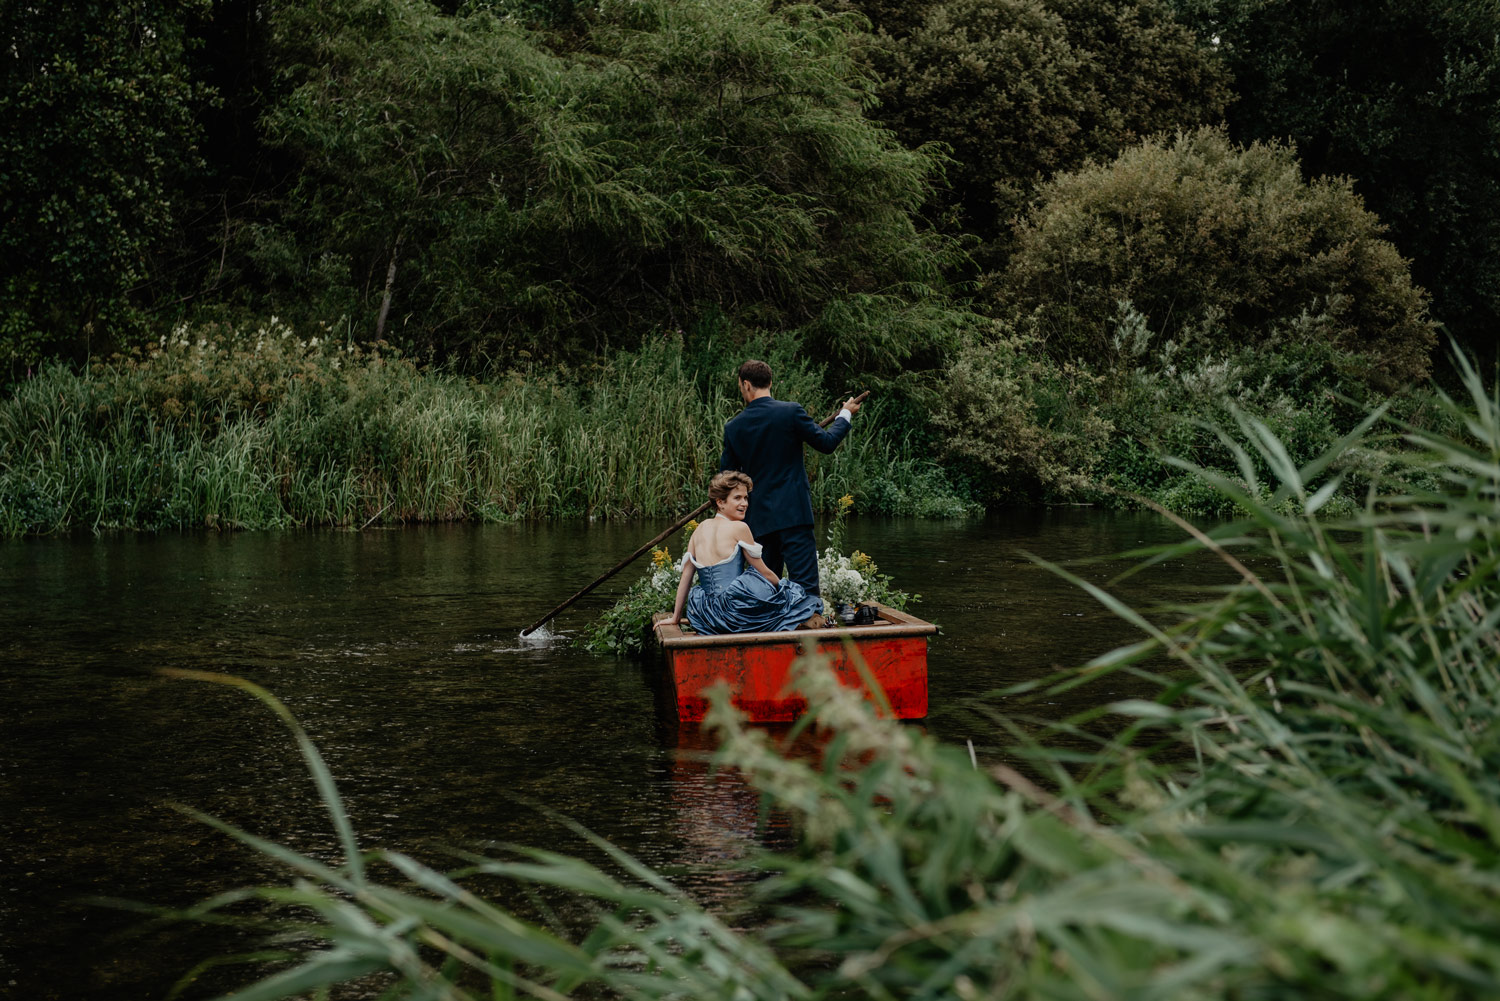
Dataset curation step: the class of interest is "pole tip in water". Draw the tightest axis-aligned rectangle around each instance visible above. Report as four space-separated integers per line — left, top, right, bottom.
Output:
519 625 554 645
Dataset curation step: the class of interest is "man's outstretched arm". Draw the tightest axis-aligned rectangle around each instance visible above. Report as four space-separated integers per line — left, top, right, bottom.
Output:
795 396 861 454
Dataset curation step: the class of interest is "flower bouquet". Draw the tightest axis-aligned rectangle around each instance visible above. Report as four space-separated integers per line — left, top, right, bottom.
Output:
817 495 917 619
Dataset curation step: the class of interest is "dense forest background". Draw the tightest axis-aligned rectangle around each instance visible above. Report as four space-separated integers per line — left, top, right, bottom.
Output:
2 0 1497 530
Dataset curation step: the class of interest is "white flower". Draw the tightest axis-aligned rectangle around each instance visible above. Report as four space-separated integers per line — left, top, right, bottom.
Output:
818 550 866 607
650 566 678 595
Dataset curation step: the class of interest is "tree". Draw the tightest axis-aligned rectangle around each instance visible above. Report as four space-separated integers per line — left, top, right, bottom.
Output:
860 0 1230 253
996 127 1436 389
239 0 962 372
0 0 210 374
1169 0 1500 357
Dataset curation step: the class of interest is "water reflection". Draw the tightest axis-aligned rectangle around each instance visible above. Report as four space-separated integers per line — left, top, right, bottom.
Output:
0 510 1222 998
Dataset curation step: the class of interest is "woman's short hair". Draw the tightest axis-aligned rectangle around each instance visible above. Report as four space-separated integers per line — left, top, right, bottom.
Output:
708 470 752 502
737 359 772 388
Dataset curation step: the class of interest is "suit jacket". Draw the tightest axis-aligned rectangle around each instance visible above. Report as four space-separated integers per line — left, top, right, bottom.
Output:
720 397 850 536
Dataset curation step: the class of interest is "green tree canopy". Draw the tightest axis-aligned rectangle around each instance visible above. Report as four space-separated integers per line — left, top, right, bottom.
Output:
996 127 1436 389
857 0 1230 252
238 0 961 371
1170 0 1500 356
0 0 210 373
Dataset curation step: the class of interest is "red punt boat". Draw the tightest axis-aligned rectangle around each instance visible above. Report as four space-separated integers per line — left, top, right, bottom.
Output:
651 603 936 722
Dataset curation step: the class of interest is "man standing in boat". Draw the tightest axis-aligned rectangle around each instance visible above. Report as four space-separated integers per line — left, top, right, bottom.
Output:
720 359 862 603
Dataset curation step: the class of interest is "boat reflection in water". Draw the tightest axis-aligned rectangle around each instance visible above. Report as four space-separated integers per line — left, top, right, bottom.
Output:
656 707 928 916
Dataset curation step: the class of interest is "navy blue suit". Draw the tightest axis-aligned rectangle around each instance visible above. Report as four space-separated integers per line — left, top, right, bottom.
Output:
720 397 850 594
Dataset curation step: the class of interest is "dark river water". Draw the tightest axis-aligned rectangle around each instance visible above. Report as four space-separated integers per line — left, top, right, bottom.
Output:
0 510 1226 999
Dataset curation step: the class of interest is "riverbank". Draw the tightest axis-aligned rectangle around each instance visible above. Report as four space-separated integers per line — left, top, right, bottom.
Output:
0 319 1466 537
0 323 974 537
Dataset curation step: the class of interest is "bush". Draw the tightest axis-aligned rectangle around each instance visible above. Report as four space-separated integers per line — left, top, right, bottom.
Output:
931 327 1114 500
995 126 1438 390
1093 310 1380 516
579 536 692 655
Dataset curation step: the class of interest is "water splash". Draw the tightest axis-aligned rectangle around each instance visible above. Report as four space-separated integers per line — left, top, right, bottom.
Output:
449 625 566 655
517 624 558 647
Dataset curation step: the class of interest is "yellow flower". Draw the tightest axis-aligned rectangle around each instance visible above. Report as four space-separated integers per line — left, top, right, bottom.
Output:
651 547 671 570
684 519 699 534
838 494 854 511
852 549 875 572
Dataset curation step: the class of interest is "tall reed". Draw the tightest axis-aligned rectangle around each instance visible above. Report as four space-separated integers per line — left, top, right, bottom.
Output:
0 321 973 535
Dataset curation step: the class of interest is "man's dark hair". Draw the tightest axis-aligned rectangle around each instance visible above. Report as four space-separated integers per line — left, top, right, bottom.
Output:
738 359 772 388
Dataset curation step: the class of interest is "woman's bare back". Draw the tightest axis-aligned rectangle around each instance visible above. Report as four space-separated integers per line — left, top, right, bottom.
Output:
688 515 754 565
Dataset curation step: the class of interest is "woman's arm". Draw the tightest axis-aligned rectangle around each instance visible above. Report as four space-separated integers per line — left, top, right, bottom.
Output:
665 559 696 625
744 551 780 585
730 522 781 585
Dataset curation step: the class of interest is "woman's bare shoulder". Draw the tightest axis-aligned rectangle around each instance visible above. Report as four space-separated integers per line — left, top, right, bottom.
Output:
728 520 756 543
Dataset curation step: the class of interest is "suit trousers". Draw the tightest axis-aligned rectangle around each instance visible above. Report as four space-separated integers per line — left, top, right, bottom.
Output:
757 524 821 596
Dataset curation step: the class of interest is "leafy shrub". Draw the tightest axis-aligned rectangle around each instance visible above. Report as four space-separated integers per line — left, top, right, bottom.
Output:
1093 306 1381 515
92 318 379 426
931 327 1114 500
996 126 1438 389
579 532 694 655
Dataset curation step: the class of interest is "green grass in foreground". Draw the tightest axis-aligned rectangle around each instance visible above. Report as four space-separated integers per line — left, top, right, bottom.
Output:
0 321 974 536
152 348 1500 998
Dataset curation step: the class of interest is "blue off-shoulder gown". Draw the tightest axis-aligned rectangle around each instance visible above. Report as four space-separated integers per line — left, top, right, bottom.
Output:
684 540 823 635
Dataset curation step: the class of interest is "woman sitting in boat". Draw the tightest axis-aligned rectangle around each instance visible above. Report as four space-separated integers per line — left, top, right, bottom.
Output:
665 471 826 634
